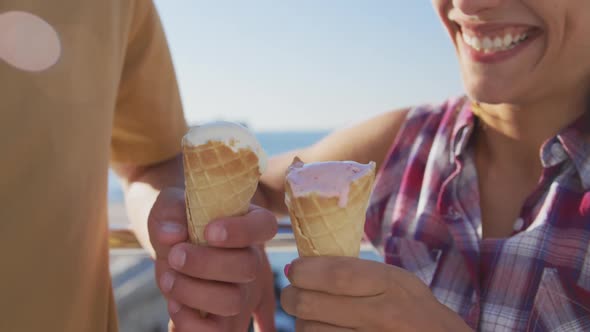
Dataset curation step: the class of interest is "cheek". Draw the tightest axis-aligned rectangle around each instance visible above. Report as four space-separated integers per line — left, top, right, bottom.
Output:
431 1 459 47
431 0 451 23
432 0 450 9
566 11 590 58
546 10 590 83
541 3 590 63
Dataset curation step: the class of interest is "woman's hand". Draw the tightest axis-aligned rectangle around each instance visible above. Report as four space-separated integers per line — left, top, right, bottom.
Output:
280 256 471 331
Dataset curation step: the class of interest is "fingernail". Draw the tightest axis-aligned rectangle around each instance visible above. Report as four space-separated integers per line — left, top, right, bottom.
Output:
160 272 175 292
207 224 227 242
169 247 186 269
168 299 182 314
284 264 291 277
160 222 184 234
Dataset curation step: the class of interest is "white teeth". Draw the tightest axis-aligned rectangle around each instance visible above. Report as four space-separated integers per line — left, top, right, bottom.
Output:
472 37 482 50
462 31 529 53
493 37 503 48
462 33 471 45
503 34 513 47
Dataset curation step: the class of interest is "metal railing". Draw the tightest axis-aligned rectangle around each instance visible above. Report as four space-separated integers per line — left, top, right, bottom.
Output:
108 223 301 253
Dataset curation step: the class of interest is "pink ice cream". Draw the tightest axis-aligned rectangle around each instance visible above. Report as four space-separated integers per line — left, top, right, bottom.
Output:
286 159 375 207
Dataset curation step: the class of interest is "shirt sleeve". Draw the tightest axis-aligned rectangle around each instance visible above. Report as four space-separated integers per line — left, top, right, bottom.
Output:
110 0 188 165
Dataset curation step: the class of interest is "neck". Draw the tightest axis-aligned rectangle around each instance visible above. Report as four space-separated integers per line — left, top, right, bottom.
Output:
473 91 588 171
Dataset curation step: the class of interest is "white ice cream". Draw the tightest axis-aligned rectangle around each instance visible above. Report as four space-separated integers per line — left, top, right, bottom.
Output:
183 121 267 173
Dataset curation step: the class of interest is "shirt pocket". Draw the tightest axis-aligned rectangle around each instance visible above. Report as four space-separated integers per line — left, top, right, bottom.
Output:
383 236 442 286
528 268 590 331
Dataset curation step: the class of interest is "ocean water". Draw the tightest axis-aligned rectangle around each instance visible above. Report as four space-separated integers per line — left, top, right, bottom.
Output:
108 131 329 202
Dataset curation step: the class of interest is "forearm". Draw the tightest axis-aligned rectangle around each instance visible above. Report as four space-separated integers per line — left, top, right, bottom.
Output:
113 154 184 256
254 150 303 216
255 108 410 216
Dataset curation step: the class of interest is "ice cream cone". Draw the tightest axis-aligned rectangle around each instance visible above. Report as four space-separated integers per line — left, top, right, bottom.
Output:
182 122 266 245
285 158 376 257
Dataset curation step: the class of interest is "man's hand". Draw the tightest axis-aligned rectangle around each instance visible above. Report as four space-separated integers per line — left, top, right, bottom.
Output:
281 257 471 331
148 187 278 332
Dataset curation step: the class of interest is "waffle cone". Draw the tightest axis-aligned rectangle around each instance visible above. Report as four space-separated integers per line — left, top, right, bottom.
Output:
285 160 376 257
183 140 261 244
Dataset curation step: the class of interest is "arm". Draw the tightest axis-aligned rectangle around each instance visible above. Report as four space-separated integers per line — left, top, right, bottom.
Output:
112 154 184 257
256 107 410 215
110 0 188 255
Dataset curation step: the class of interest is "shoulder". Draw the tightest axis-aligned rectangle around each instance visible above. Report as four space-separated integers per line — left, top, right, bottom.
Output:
373 95 468 193
402 96 467 136
383 95 467 156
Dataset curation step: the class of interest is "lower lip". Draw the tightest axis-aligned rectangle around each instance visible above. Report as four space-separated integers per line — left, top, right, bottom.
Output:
459 32 539 64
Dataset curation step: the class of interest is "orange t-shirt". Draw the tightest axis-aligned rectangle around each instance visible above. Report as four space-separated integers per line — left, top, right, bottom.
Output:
0 1 188 331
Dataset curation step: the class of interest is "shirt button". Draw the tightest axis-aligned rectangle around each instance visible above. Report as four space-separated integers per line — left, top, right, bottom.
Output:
445 207 460 220
551 142 567 160
513 218 525 231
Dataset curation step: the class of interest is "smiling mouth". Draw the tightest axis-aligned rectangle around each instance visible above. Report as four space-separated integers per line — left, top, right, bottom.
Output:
454 24 540 55
463 32 528 53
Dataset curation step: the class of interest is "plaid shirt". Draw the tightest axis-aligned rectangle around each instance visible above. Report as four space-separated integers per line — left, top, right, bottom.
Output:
365 96 590 331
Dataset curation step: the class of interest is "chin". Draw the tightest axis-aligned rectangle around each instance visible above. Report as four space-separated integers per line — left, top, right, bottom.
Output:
462 73 519 105
465 88 508 105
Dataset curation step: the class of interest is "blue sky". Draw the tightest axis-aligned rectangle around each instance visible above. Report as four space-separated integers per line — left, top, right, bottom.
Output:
154 1 464 131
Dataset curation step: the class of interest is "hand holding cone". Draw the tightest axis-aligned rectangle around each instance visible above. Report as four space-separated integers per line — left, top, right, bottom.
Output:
284 157 376 257
182 121 267 245
181 121 266 318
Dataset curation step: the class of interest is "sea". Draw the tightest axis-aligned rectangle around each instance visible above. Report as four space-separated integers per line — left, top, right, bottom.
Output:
108 131 330 202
